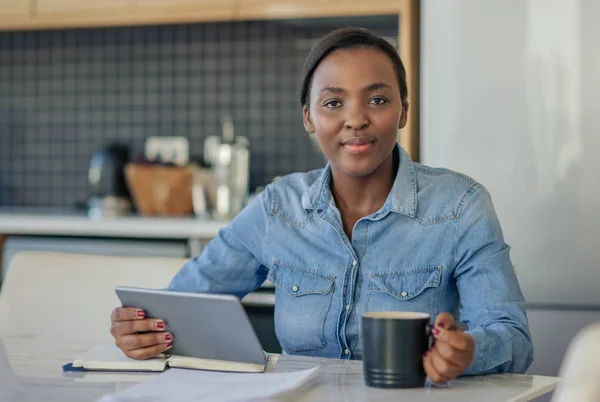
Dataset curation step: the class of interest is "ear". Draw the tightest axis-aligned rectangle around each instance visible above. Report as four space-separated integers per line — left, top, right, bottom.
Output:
398 101 409 129
303 105 315 134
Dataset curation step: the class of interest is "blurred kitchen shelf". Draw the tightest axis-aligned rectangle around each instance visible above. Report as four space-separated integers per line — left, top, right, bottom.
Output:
0 207 228 240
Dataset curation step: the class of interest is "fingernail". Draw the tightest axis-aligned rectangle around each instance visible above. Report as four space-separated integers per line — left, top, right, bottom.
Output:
156 321 165 329
423 351 429 358
438 322 445 328
432 328 440 335
165 342 173 347
136 310 145 318
164 334 172 341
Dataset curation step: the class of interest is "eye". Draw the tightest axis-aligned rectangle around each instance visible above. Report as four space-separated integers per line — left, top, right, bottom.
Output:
369 97 388 105
324 100 342 108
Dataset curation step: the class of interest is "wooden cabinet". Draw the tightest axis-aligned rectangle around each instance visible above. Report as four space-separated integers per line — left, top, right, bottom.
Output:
0 0 235 30
235 0 402 20
35 0 131 16
130 0 236 24
136 0 236 15
1 0 404 29
0 0 31 17
0 0 33 30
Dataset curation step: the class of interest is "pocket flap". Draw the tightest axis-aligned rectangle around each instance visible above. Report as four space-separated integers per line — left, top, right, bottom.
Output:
369 266 441 300
268 262 335 297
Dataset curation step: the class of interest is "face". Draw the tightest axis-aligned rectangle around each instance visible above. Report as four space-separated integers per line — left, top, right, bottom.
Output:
303 47 408 178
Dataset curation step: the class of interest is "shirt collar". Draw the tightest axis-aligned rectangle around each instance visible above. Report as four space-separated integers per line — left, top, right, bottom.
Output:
301 144 417 217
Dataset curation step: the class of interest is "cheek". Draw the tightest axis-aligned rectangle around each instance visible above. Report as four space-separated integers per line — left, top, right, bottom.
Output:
373 109 402 135
312 108 343 132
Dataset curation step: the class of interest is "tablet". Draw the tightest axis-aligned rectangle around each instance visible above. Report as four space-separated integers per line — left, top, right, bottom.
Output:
115 286 267 366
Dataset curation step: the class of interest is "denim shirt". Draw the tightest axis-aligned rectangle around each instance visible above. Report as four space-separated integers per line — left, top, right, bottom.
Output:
168 145 534 375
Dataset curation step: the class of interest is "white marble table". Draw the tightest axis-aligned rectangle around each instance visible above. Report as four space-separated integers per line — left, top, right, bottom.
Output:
0 336 558 401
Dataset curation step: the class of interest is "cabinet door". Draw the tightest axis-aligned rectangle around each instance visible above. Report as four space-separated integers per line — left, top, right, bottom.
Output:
134 0 236 21
0 0 31 17
35 0 132 16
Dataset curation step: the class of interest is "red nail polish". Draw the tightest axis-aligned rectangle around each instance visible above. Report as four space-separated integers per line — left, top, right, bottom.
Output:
423 351 429 358
136 310 145 318
438 322 445 328
165 342 173 347
432 328 440 335
164 334 172 341
156 321 165 329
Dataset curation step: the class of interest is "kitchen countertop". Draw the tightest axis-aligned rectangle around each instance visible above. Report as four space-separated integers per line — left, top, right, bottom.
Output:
0 207 229 239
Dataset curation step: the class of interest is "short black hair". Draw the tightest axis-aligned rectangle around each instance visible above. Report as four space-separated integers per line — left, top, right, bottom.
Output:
300 27 408 108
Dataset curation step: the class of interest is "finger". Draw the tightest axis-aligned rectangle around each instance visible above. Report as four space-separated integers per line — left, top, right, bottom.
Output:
423 351 450 384
116 332 173 351
111 307 146 322
110 319 166 337
434 312 456 331
124 342 173 361
429 346 460 382
434 337 471 366
432 328 475 353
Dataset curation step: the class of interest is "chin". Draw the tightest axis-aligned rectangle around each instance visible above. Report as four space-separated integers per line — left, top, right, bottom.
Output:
338 159 381 178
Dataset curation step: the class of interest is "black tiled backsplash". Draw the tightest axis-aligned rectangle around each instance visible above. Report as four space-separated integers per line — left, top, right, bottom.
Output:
0 17 397 207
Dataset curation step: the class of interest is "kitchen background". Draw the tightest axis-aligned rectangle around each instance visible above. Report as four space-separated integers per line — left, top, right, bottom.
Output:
0 16 397 207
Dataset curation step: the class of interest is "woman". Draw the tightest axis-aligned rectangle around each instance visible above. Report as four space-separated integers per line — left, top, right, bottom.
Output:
110 28 533 382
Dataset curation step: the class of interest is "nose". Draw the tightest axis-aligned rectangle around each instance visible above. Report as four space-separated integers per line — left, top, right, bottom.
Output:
344 103 369 131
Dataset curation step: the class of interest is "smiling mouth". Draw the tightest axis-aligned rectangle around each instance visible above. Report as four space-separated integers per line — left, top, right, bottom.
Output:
341 136 375 155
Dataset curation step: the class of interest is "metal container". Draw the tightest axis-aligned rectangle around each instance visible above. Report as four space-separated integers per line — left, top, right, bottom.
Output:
204 118 250 220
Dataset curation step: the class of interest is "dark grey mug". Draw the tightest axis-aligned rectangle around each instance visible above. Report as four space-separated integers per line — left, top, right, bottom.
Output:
362 311 432 388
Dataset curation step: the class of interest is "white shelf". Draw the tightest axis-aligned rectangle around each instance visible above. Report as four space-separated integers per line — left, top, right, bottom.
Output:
0 212 229 240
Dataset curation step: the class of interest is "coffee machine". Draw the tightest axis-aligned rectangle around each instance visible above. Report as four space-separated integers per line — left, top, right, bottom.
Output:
87 144 132 218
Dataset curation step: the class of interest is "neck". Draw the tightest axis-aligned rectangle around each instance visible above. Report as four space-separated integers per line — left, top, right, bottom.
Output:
330 151 397 218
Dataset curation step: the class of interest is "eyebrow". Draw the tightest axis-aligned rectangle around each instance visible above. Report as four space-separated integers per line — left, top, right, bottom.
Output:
318 82 393 95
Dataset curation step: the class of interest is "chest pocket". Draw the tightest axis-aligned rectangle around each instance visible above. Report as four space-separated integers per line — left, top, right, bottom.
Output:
268 261 335 353
366 266 442 316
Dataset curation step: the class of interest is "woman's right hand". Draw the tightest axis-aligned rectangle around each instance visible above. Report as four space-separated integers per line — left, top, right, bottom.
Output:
110 307 173 360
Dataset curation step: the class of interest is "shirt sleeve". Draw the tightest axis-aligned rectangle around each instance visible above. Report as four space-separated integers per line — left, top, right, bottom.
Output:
167 185 272 300
453 185 534 375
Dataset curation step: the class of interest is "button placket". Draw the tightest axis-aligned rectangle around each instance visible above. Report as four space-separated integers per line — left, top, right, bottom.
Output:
339 256 358 358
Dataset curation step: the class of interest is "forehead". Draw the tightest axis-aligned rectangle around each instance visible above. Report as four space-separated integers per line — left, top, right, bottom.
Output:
311 47 397 90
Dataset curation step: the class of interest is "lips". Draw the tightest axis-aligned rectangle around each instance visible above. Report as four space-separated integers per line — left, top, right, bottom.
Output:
341 136 376 155
341 136 375 146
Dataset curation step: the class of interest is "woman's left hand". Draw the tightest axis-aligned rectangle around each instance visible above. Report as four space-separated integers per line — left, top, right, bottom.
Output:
423 313 475 383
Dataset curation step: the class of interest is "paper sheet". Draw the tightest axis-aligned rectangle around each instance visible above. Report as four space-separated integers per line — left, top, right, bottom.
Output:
98 366 321 402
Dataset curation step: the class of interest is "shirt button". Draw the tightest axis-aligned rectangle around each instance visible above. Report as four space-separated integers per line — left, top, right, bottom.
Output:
345 304 351 311
401 291 408 297
292 285 299 292
352 260 357 267
344 349 350 355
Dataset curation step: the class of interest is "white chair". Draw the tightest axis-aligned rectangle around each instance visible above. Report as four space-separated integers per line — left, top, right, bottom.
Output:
552 322 600 402
0 251 188 342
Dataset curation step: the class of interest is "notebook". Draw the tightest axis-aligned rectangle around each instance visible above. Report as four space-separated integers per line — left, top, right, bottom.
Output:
70 344 268 373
